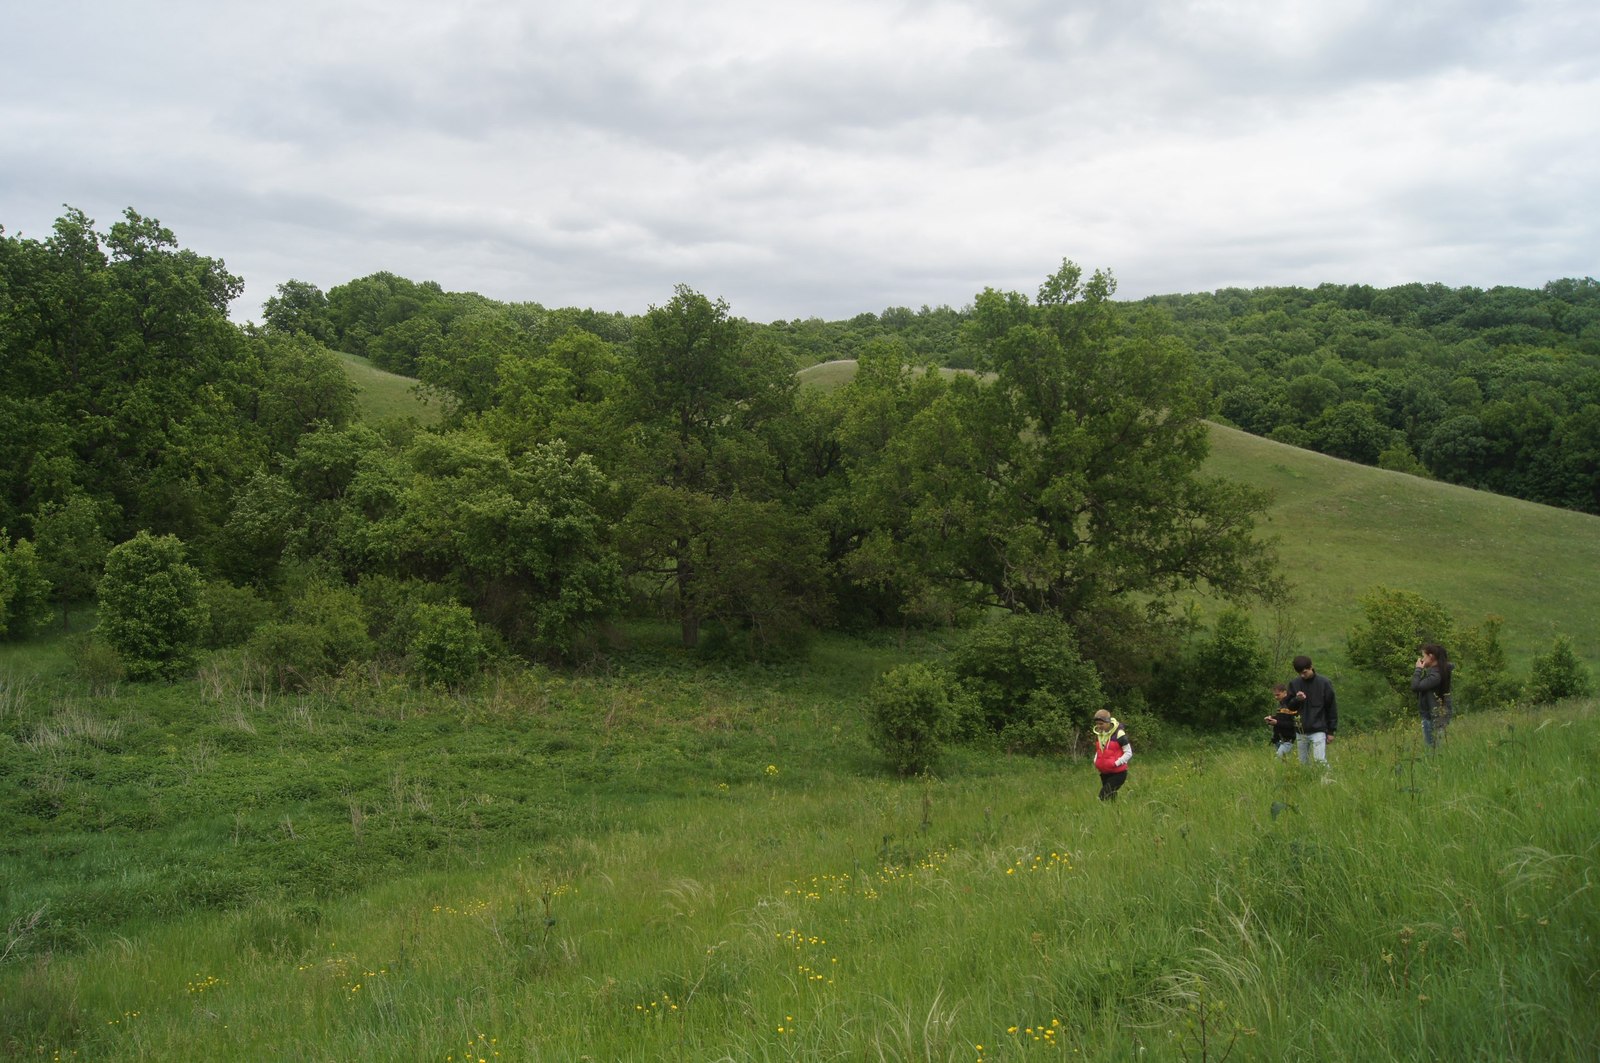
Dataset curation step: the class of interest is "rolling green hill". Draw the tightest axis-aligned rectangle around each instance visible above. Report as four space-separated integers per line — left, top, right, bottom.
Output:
1205 421 1600 670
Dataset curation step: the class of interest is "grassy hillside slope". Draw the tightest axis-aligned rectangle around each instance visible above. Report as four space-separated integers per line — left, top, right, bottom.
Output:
1206 421 1600 669
335 351 442 425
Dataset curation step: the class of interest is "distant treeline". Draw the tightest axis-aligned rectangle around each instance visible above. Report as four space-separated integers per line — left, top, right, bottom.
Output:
287 269 1600 517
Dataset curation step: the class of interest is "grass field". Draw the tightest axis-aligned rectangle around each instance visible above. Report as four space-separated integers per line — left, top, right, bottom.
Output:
2 625 1595 1060
1203 422 1600 672
335 351 444 425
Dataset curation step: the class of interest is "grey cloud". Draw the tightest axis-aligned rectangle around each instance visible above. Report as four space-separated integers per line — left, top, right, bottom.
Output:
3 0 1596 326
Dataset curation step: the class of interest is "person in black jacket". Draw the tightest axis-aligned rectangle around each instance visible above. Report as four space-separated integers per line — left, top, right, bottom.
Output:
1287 655 1337 766
1410 643 1455 749
1264 682 1298 757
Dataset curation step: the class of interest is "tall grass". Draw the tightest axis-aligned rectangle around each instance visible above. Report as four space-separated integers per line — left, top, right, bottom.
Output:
6 696 1595 1061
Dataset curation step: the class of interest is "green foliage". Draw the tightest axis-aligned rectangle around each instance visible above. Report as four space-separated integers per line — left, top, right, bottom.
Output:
323 270 470 367
69 634 126 694
198 581 273 649
1527 635 1594 703
30 496 111 629
96 532 206 680
843 261 1280 636
947 611 1103 753
247 581 373 690
1174 607 1270 729
0 532 52 640
260 279 331 342
1345 586 1455 713
1309 400 1398 464
615 286 805 650
354 575 455 660
416 308 532 418
634 492 827 661
0 207 256 545
375 434 625 660
213 470 300 586
408 602 488 689
249 334 359 453
866 662 957 775
1456 614 1521 710
1107 692 1173 756
1156 279 1600 515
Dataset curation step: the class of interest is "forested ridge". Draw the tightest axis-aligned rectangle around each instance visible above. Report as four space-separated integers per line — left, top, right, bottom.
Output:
2 206 1594 734
290 261 1600 517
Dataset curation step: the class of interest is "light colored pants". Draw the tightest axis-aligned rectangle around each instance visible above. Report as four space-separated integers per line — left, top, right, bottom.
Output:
1296 731 1328 765
1275 740 1295 757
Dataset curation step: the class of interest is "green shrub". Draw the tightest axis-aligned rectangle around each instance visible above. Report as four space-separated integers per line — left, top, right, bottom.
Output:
948 612 1102 754
32 495 111 629
1109 691 1172 757
247 581 373 690
1527 635 1594 704
867 663 957 775
0 533 52 641
199 581 273 648
1174 607 1270 729
357 575 454 661
71 635 126 695
409 602 488 688
96 532 207 680
1457 614 1521 710
1345 586 1454 716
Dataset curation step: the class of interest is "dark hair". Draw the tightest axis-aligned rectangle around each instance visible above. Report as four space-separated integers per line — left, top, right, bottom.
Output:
1422 643 1452 693
1272 682 1288 694
1292 655 1313 672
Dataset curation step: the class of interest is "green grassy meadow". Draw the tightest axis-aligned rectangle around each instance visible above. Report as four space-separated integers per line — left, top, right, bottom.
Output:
2 626 1596 1060
1204 422 1600 673
334 352 444 426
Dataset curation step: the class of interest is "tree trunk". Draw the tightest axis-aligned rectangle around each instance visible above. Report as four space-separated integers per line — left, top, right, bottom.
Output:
676 540 699 648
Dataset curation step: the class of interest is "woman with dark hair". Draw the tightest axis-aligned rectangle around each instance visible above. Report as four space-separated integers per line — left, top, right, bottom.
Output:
1411 643 1455 749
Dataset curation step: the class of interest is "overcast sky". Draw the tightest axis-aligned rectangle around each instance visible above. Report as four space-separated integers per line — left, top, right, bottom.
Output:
4 0 1597 324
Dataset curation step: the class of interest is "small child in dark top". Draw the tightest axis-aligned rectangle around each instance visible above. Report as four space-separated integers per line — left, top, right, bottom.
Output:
1264 682 1297 757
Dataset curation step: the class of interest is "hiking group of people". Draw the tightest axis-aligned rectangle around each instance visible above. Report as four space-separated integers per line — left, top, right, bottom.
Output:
1089 645 1455 801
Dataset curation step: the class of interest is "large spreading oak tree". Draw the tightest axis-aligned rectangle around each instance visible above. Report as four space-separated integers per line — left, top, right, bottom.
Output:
845 261 1280 640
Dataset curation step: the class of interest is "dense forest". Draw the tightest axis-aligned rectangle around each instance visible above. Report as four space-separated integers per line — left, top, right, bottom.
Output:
289 261 1600 517
2 206 1594 740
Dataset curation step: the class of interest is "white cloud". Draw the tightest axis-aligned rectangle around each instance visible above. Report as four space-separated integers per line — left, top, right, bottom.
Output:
2 0 1596 322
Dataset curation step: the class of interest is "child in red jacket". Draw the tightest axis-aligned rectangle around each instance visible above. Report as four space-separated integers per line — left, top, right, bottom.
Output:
1091 709 1132 801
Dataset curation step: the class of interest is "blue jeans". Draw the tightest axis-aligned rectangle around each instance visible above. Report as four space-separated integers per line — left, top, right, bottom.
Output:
1421 707 1452 748
1296 731 1328 765
1275 740 1295 757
